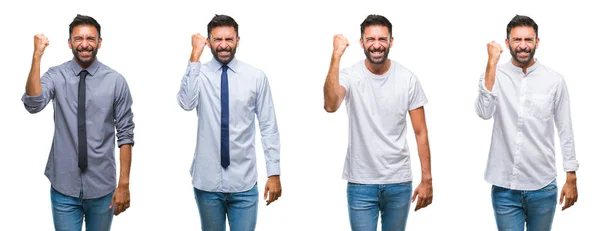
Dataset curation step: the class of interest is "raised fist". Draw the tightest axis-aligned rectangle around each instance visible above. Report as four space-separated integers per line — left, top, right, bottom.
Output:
487 41 503 64
333 34 349 57
33 34 49 57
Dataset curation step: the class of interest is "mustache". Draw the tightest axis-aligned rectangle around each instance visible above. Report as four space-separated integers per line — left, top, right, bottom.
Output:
515 47 531 53
77 47 94 52
216 47 232 52
368 47 386 52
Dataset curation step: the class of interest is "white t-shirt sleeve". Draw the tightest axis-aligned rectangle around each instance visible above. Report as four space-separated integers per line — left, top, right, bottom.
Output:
408 74 428 111
339 67 351 99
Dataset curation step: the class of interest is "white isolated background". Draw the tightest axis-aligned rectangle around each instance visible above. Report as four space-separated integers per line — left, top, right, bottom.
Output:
0 0 598 230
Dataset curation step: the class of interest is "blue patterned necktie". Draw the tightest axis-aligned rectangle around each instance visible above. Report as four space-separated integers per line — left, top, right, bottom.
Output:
220 65 230 169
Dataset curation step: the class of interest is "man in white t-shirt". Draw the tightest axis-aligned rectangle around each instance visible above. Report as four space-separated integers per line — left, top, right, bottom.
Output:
323 14 433 231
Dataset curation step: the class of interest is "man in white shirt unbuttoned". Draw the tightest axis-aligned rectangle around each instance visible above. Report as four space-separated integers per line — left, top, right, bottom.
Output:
476 14 579 231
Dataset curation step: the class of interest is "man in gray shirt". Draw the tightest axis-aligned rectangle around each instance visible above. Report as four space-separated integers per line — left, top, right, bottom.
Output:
22 14 134 231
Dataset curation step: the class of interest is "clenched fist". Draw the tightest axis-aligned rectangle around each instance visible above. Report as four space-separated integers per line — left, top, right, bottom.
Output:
190 33 208 62
333 34 349 58
33 34 49 57
487 41 503 64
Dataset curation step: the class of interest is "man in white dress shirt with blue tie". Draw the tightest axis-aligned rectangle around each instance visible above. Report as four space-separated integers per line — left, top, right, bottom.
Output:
476 14 579 231
177 14 282 231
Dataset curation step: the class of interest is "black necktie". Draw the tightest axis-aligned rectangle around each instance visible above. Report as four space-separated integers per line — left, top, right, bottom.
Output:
220 65 230 169
78 70 89 171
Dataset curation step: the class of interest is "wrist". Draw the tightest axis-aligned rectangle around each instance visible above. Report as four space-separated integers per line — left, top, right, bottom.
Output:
118 179 130 188
190 49 203 62
487 57 499 65
32 52 43 60
566 172 577 184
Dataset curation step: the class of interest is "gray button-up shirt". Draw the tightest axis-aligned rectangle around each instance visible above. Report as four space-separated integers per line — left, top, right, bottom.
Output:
22 59 135 199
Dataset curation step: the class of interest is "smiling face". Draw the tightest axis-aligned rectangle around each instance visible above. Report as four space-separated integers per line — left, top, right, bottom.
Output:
506 26 539 68
208 26 239 65
360 25 393 65
68 25 101 68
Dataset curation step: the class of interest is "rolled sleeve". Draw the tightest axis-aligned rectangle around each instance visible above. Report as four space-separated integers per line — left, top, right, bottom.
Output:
22 70 55 113
114 76 135 147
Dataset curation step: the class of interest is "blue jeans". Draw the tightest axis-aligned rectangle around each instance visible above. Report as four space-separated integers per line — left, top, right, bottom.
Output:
193 183 259 231
491 180 558 231
347 181 412 231
51 187 114 231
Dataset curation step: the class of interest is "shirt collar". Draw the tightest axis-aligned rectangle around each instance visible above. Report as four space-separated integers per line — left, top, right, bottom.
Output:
70 58 101 77
507 58 540 75
209 57 239 73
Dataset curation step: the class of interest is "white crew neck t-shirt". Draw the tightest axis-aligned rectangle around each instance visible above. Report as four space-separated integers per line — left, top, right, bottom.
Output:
339 60 428 184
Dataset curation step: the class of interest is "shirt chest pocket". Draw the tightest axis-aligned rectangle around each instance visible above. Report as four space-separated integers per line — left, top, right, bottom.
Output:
527 94 553 121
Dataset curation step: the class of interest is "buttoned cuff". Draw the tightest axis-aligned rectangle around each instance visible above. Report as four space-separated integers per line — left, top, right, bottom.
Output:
266 162 280 177
563 160 579 172
187 61 202 76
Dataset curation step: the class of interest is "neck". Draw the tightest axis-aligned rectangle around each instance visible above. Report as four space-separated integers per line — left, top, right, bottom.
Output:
365 59 391 75
511 58 535 74
75 58 96 69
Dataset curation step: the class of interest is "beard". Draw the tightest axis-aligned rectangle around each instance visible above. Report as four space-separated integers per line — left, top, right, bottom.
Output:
363 46 389 65
509 44 536 65
71 45 98 67
211 46 237 65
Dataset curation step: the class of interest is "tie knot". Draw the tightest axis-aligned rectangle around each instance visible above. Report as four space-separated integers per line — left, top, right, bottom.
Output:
222 65 229 72
79 70 89 79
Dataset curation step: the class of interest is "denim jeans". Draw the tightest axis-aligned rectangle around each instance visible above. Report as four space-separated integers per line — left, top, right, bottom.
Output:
193 183 259 231
347 181 412 231
50 187 114 231
491 180 558 231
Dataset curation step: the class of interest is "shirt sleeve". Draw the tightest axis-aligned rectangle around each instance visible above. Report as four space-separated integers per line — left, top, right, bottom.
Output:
408 74 428 111
177 61 202 111
255 73 281 177
338 67 351 100
22 67 56 113
475 73 498 120
553 77 578 172
114 76 135 147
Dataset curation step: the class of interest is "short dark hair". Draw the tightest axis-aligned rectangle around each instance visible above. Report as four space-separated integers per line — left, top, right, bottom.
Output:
506 14 538 39
207 14 239 38
360 14 392 37
69 14 101 38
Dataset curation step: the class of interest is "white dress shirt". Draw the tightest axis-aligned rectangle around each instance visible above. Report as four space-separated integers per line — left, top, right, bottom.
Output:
476 60 578 190
178 58 280 193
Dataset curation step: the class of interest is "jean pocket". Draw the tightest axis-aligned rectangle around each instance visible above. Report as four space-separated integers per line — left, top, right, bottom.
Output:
348 182 364 186
527 94 553 120
492 185 509 193
540 181 558 192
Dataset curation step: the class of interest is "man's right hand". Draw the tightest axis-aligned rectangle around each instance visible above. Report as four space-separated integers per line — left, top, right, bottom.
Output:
487 41 503 64
333 34 349 58
33 34 49 58
190 33 208 62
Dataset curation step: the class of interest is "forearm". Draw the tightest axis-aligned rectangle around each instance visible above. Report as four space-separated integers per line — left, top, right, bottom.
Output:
324 55 342 112
26 54 42 96
415 132 432 182
118 144 132 187
484 60 497 92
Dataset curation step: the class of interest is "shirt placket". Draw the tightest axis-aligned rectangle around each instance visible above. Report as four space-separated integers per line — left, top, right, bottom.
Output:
511 74 528 189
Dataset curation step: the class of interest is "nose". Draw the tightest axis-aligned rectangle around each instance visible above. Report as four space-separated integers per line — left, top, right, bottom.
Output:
80 40 90 48
517 40 528 49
